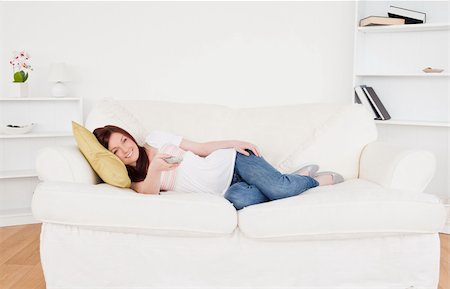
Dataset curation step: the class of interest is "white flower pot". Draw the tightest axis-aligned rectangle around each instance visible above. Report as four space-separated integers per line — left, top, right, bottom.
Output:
10 82 29 98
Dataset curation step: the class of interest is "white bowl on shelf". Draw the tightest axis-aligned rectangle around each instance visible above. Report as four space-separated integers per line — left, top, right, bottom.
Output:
1 123 35 135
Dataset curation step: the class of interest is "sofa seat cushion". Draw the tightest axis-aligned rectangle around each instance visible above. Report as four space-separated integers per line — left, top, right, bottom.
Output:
32 182 237 236
238 179 447 240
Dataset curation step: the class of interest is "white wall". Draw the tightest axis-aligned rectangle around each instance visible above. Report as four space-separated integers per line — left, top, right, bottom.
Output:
0 1 356 114
0 3 4 88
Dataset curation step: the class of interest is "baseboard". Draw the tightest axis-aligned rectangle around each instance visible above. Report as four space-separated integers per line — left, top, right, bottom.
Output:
440 199 450 234
0 209 41 227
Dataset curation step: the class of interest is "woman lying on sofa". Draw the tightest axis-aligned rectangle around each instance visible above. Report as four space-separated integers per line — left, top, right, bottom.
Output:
93 125 344 210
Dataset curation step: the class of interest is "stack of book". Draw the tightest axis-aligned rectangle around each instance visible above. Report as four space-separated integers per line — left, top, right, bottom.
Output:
354 85 391 120
388 6 426 24
359 5 426 27
359 16 404 27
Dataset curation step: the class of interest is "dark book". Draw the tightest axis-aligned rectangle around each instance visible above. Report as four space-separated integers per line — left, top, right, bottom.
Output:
388 6 426 24
359 16 405 27
354 86 380 119
361 86 391 120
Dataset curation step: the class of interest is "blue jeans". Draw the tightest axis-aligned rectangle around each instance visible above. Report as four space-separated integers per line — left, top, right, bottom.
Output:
224 150 319 210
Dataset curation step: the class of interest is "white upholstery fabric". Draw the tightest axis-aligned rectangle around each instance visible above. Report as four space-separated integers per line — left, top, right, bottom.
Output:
238 179 446 239
32 181 237 236
34 99 441 238
33 99 446 289
40 223 441 289
360 142 437 193
278 105 377 178
32 179 446 239
84 99 377 176
36 146 99 185
84 98 148 145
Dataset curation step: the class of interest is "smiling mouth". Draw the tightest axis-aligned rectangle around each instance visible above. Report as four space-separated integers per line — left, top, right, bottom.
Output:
126 150 133 158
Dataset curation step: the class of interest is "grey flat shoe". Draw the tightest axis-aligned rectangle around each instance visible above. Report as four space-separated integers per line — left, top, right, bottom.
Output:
314 171 344 185
293 164 319 177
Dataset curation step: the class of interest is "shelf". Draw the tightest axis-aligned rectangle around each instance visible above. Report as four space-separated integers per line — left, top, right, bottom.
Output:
358 23 450 33
0 94 82 227
0 132 73 139
356 73 449 77
375 120 450 127
0 97 81 101
0 170 37 179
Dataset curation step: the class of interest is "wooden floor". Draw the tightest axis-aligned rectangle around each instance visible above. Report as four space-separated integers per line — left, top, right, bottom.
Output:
0 224 45 289
0 224 449 289
441 233 450 289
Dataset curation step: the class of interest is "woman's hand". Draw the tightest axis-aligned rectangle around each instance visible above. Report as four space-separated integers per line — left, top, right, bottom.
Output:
232 141 261 157
148 153 180 172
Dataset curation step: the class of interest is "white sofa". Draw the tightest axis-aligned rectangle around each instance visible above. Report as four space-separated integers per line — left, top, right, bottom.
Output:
32 99 447 289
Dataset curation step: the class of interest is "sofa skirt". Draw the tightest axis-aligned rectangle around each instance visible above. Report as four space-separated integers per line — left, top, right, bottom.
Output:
40 223 440 289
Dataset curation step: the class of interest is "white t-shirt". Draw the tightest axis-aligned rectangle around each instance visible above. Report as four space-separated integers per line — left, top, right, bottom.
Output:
145 131 237 196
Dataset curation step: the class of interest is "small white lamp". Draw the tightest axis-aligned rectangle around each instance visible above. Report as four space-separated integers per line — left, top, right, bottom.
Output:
48 63 71 97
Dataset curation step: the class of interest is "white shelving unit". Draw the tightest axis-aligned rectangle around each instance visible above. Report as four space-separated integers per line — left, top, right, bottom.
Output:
353 1 449 205
355 73 449 77
0 97 82 227
354 18 450 125
0 97 82 101
375 120 450 128
357 23 450 33
0 132 74 139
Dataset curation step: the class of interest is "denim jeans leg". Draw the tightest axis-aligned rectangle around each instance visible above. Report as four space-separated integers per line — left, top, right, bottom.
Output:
234 150 319 201
224 181 270 210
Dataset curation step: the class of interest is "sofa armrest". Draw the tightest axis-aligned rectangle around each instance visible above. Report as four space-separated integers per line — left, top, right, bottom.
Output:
36 145 100 184
359 142 436 193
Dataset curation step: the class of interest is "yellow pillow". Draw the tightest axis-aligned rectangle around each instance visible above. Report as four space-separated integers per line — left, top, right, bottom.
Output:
72 121 131 188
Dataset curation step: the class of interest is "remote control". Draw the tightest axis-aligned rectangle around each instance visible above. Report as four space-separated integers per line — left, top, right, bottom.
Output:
164 156 183 164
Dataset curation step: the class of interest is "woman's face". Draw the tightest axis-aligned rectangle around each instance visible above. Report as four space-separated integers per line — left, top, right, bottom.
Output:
108 132 139 166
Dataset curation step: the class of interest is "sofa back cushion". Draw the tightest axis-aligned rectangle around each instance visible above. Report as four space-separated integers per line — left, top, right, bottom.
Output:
85 99 377 179
277 105 378 178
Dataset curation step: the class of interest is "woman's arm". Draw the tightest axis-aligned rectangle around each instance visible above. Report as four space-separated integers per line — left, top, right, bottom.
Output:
131 152 179 194
131 170 162 195
180 138 261 157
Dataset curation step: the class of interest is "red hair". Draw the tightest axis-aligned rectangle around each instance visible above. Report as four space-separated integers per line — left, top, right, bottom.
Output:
93 125 149 182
